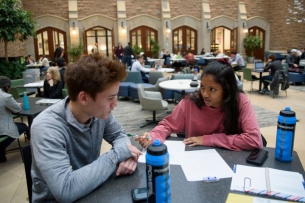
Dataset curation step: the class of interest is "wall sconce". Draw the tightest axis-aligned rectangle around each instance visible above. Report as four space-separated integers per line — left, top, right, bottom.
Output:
72 22 76 35
121 21 126 33
243 22 248 33
206 22 209 29
166 21 171 33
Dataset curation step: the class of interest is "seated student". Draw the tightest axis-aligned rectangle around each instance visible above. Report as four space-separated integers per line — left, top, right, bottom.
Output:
0 76 29 162
30 55 142 202
56 57 66 88
136 58 263 151
38 55 49 76
259 54 283 94
199 48 206 55
43 66 64 99
230 50 245 71
131 55 155 83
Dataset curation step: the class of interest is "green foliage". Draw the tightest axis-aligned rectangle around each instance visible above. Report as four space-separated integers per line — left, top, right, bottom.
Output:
243 36 262 57
0 0 37 61
150 38 160 59
132 44 143 55
0 60 27 79
67 44 83 62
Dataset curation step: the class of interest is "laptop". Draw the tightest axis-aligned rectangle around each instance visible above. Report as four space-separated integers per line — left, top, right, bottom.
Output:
254 61 264 72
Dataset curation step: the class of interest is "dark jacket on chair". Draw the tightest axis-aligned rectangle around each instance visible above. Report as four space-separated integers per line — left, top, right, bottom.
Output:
270 70 289 91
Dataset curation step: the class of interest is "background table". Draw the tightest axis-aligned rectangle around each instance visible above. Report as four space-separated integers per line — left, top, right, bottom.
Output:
77 137 304 203
13 97 51 137
26 64 43 68
159 79 199 96
24 81 44 97
252 69 269 91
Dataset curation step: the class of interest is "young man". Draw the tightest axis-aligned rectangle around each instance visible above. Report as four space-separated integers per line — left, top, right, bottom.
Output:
54 44 65 60
230 50 245 71
131 55 155 83
56 57 66 88
31 55 142 202
287 49 301 69
122 42 134 67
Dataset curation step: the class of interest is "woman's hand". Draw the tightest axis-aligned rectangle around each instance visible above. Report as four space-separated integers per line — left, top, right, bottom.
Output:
48 79 54 86
135 132 152 149
183 136 203 146
18 103 22 107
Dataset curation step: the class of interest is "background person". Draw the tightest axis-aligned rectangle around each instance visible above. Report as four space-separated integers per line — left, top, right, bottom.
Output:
43 66 63 99
54 44 65 60
229 50 245 71
136 59 263 151
131 55 155 83
287 49 302 70
0 76 29 162
30 55 142 202
259 54 283 94
114 43 124 61
122 42 134 67
38 55 49 76
56 57 66 89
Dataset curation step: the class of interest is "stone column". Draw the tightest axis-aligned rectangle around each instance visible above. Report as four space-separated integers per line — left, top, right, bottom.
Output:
161 0 172 54
68 0 79 46
201 0 211 52
117 0 128 46
238 2 247 57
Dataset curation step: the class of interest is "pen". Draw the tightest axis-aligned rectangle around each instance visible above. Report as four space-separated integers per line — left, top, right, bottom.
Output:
127 134 151 140
203 177 219 182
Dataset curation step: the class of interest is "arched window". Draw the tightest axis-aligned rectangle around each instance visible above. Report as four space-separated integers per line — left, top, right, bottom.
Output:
130 26 158 57
172 26 197 55
34 27 67 63
85 27 113 57
210 26 238 56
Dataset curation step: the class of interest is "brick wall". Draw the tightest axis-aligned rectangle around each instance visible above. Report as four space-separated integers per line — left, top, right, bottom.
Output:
266 0 305 50
78 0 117 19
23 0 69 19
125 0 161 19
169 0 202 19
244 0 269 20
0 42 27 58
209 0 238 20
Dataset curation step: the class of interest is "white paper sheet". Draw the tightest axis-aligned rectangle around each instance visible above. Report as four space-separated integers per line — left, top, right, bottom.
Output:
180 149 233 181
137 140 185 165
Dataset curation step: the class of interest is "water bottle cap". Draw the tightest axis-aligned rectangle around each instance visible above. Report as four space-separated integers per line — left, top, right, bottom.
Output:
153 140 161 146
280 107 295 117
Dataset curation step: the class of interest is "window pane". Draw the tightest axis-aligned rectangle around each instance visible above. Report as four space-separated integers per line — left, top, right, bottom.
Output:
43 31 49 55
53 31 58 48
137 29 141 48
37 33 43 55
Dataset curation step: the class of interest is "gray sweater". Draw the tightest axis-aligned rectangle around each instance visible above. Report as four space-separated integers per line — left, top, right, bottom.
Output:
31 98 132 202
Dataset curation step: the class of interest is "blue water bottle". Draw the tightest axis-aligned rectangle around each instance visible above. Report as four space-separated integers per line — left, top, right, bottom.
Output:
275 107 296 162
23 92 30 110
146 140 170 203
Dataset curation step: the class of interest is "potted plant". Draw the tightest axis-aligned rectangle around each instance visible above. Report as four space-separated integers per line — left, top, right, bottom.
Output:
67 44 83 63
243 36 262 63
132 44 143 55
150 38 160 59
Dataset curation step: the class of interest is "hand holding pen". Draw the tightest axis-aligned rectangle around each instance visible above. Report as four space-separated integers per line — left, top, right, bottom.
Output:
133 132 152 149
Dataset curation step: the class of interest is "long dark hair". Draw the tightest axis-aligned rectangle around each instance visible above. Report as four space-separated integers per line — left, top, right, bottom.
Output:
188 59 243 134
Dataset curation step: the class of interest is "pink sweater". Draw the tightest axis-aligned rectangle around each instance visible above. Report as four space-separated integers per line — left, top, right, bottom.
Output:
150 93 263 151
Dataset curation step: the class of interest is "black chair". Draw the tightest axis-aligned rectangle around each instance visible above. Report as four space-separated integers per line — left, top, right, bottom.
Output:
22 145 32 203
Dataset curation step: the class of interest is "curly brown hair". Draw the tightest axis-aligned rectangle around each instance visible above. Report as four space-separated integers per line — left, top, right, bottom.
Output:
65 55 127 101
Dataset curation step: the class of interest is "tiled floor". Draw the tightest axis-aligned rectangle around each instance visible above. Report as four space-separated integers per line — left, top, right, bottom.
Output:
1 69 304 202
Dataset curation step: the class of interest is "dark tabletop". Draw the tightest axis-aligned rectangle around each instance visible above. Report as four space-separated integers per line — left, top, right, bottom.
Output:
14 97 50 117
76 137 304 203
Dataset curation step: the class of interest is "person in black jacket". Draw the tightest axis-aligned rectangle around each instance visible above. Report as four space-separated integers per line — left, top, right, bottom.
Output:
260 54 283 94
122 42 135 67
43 67 63 99
56 57 66 89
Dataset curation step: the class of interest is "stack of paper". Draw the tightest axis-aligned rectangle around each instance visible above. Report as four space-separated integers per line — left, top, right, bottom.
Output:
35 99 61 105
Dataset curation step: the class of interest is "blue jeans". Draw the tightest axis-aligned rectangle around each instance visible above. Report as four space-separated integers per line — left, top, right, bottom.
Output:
40 66 48 75
122 55 132 67
262 75 273 89
116 56 123 61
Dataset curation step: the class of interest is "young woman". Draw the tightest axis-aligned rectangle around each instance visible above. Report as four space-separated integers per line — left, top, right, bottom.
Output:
43 67 63 99
0 76 29 162
114 43 124 61
136 59 263 151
